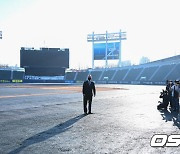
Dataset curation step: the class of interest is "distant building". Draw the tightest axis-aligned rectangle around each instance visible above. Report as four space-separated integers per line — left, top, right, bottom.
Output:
121 60 131 67
139 56 150 64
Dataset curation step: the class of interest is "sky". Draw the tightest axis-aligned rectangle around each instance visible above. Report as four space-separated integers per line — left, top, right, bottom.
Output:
0 0 180 69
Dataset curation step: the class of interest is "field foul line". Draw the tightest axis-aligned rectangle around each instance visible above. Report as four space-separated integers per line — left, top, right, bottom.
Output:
0 91 78 99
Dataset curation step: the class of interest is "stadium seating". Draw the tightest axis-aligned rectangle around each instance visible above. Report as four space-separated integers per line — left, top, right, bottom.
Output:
151 64 176 82
90 70 102 81
70 55 180 85
137 66 159 81
113 68 129 82
0 69 25 83
65 72 76 81
166 63 180 81
75 71 89 82
13 71 24 80
0 70 11 80
100 70 116 80
123 68 143 82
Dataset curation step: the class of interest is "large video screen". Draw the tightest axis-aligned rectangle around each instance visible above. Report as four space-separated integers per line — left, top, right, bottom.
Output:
94 42 120 60
20 49 69 68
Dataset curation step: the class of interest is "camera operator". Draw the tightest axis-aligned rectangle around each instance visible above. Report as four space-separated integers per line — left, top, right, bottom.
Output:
157 89 169 110
166 80 173 109
171 80 180 112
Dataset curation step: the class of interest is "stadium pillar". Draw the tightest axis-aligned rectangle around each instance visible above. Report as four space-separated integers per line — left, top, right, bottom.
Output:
0 31 2 39
105 31 108 68
92 32 94 69
118 29 122 67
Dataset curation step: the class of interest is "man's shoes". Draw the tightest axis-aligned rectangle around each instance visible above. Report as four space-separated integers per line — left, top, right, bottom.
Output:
84 112 92 115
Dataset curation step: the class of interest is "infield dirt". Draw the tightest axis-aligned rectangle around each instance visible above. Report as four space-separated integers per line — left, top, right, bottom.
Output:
0 83 180 154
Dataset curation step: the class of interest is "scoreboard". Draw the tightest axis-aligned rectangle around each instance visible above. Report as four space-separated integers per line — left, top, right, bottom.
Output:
20 47 69 76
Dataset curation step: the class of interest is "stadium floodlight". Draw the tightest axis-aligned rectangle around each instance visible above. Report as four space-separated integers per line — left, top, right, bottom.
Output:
87 30 126 68
0 31 2 39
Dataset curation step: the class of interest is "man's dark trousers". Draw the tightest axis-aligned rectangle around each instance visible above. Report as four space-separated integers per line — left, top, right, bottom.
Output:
83 95 92 114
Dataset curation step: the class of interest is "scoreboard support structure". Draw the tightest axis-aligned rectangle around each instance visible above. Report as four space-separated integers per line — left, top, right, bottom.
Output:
0 31 2 39
87 30 126 68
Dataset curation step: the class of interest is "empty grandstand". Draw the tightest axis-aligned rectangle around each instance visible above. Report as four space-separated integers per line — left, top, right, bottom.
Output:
65 55 180 85
0 67 25 83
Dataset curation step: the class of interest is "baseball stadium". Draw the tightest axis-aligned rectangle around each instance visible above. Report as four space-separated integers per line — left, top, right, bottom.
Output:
0 30 180 153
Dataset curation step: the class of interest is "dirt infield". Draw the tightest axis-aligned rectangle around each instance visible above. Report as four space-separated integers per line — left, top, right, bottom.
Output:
0 84 180 154
0 84 127 99
1 83 128 92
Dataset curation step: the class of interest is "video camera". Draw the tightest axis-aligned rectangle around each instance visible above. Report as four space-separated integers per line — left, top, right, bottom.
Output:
157 89 169 110
159 89 168 98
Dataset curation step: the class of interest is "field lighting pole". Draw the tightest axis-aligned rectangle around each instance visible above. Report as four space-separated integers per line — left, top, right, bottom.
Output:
0 31 2 39
119 29 122 67
92 32 94 69
87 30 126 69
105 31 108 68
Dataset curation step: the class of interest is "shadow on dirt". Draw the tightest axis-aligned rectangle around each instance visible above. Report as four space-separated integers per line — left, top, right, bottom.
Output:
159 109 180 129
8 114 86 154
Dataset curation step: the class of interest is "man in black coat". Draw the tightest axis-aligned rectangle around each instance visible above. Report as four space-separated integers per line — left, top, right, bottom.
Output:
82 75 96 114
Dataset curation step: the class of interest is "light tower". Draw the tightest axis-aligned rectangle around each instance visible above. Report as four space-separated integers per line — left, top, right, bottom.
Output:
87 30 126 68
0 31 2 39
